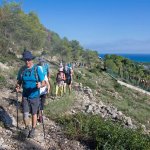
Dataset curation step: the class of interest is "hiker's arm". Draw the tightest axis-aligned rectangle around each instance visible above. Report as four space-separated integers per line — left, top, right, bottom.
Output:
46 80 50 93
71 69 73 77
36 80 46 89
16 80 22 92
36 66 46 88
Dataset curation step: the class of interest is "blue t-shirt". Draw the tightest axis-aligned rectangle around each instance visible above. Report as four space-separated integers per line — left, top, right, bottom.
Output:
42 63 50 77
17 65 44 99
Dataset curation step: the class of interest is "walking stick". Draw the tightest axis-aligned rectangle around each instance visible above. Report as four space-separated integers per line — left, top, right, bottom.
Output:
16 92 19 129
41 110 46 139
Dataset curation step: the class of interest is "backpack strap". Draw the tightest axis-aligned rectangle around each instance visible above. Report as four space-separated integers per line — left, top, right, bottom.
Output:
33 64 39 82
20 65 39 82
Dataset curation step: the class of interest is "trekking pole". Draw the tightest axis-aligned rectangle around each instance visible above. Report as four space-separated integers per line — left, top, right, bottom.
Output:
16 92 19 129
41 111 46 139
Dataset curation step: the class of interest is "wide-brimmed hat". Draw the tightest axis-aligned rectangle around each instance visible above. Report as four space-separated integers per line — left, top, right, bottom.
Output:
22 51 35 60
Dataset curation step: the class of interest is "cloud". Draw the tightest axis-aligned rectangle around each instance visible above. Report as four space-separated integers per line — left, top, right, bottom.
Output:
84 39 150 54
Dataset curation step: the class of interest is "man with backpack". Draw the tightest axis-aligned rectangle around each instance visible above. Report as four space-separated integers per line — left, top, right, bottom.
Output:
37 57 50 122
16 51 45 138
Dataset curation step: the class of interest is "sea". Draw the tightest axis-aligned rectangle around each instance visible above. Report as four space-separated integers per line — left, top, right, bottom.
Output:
99 54 150 63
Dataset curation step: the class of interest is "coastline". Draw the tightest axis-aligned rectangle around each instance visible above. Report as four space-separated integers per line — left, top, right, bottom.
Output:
99 53 150 63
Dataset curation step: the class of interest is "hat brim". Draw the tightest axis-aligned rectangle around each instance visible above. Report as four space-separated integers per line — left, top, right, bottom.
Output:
21 56 36 61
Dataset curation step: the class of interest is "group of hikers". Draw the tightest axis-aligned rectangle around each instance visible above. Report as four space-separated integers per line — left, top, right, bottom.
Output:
15 50 73 138
56 61 73 97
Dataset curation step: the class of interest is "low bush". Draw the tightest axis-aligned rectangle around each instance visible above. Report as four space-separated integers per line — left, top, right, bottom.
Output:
57 113 150 150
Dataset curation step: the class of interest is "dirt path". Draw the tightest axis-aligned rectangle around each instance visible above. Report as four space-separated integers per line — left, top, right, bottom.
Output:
0 88 88 150
117 80 150 96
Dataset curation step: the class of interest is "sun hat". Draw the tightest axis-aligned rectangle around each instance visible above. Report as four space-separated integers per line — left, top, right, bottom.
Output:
59 67 63 72
22 51 35 60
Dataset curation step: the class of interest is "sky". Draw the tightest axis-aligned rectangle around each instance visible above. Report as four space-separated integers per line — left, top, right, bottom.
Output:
1 0 150 54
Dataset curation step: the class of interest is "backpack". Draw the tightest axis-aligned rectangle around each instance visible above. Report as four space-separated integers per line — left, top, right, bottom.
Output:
20 64 39 83
42 63 49 77
56 72 65 83
64 67 71 80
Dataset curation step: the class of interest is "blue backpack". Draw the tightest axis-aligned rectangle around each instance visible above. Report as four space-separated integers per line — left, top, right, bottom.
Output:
20 64 39 83
42 63 49 77
65 67 71 80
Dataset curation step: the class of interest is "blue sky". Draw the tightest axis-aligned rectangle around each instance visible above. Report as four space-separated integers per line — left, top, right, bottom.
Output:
1 0 150 54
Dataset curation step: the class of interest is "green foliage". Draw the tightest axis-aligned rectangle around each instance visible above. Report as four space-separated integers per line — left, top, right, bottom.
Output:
57 113 150 150
113 82 124 92
104 54 150 91
0 74 6 87
44 92 75 119
0 1 102 69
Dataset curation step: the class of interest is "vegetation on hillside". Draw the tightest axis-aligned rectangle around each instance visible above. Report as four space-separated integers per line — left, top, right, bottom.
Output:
104 54 150 91
0 1 101 68
57 113 150 150
0 1 150 150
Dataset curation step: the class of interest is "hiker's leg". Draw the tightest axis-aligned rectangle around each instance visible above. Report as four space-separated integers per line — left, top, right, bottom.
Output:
32 114 37 128
39 94 46 122
69 84 71 94
68 79 72 94
63 82 66 94
60 85 63 96
57 84 61 96
30 98 40 128
56 84 59 96
22 97 30 127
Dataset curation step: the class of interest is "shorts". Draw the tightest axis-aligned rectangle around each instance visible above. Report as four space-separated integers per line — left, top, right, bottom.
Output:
22 97 40 115
40 94 46 110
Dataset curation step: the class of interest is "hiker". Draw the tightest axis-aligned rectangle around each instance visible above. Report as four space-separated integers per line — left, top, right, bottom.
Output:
55 68 66 96
64 63 73 94
40 57 51 83
37 57 50 122
63 63 68 94
38 57 50 93
16 51 45 138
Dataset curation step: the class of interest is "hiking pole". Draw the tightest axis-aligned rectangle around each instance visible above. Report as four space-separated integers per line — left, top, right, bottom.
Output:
41 111 46 139
16 92 19 129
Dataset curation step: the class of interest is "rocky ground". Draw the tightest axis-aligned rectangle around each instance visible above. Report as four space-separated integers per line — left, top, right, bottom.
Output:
0 88 89 150
1 80 148 150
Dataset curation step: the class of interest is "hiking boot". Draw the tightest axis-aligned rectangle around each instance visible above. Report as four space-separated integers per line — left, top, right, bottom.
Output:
23 126 30 138
28 128 35 138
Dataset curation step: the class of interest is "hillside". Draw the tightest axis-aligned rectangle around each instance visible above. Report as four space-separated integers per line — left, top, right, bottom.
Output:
0 2 150 149
0 53 150 149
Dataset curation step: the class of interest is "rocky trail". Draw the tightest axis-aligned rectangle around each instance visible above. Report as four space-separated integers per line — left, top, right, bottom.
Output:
0 79 150 149
0 88 88 150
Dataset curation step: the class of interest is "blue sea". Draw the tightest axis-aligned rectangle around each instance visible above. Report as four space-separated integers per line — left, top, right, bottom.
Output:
99 54 150 63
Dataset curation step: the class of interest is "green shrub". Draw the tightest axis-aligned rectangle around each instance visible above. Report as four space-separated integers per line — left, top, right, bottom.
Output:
57 113 150 150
